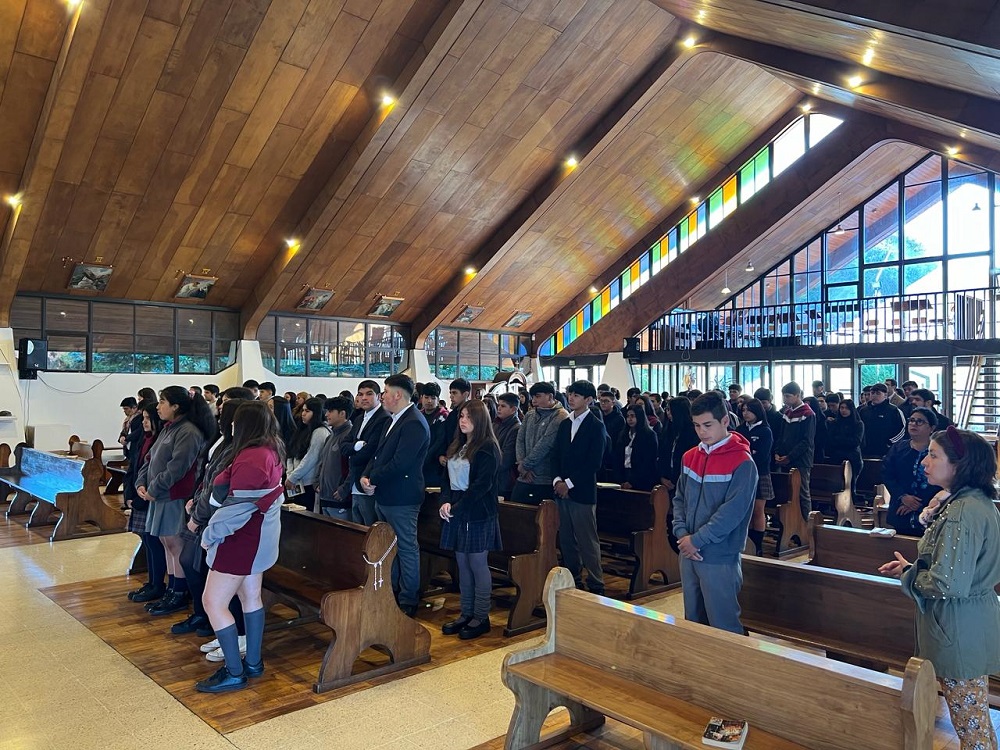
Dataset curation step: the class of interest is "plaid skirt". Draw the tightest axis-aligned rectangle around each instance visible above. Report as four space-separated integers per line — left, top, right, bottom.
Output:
127 503 148 534
440 515 503 554
756 472 775 503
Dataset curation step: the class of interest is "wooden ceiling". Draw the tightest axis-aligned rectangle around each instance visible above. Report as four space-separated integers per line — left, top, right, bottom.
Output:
2 0 1000 355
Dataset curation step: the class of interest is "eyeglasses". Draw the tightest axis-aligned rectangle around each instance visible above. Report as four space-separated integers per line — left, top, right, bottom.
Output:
907 418 929 425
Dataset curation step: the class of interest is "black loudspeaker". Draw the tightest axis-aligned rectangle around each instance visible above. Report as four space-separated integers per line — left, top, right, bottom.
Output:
623 336 641 363
17 338 47 371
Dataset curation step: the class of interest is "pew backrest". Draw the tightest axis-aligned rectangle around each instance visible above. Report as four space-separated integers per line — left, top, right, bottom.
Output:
811 461 850 495
595 486 656 536
857 458 884 498
272 508 370 593
770 467 801 506
807 512 918 574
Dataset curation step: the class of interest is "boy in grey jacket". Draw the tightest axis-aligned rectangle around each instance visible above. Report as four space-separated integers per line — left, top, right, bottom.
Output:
672 392 757 634
511 382 568 505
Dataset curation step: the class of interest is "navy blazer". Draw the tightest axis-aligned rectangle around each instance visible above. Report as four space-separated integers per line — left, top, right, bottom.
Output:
364 405 430 506
341 406 391 494
554 411 608 505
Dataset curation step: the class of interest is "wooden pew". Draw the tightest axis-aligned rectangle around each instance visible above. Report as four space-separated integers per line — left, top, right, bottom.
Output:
419 492 559 636
767 468 809 556
806 511 1000 597
0 443 127 541
596 485 679 599
503 567 937 750
856 458 885 503
811 461 865 527
0 442 10 469
262 508 431 693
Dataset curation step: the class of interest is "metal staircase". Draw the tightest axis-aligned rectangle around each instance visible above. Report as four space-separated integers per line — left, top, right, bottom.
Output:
957 355 1000 435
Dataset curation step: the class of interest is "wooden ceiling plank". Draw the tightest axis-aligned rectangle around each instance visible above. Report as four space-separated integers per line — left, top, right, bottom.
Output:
180 163 249 246
0 0 29 101
222 0 309 113
0 53 56 175
157 0 236 97
229 123 301 215
168 42 246 157
280 0 346 69
336 0 416 88
16 0 70 61
218 0 270 50
174 106 247 205
85 190 143 263
54 73 119 185
91 0 147 78
114 90 186 195
144 0 193 26
279 80 357 180
100 16 179 142
225 61 306 169
120 149 194 246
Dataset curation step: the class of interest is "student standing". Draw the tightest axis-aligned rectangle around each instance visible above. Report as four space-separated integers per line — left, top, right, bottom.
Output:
285 397 330 509
826 398 864 496
736 398 773 556
316 396 355 518
197 401 285 693
126 403 166 602
552 380 608 595
880 428 1000 749
439 400 502 640
616 404 658 492
493 393 521 499
672 393 757 634
341 380 391 525
512 382 568 504
773 382 815 520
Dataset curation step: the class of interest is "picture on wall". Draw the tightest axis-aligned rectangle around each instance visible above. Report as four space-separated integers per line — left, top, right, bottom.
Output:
502 310 533 328
297 288 334 311
369 295 404 318
67 263 113 292
175 274 217 299
454 305 485 324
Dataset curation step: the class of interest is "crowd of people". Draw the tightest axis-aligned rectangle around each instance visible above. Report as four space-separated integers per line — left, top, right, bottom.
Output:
113 372 995 726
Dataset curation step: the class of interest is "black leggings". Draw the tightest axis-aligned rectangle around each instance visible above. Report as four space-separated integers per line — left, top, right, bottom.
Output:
142 532 166 588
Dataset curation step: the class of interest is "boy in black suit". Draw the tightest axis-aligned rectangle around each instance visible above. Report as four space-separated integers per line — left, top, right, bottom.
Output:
341 380 391 525
361 374 430 616
553 380 608 595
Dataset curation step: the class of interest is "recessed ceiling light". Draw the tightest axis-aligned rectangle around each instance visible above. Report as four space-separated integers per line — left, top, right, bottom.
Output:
565 156 578 168
862 47 875 66
946 146 959 156
847 75 863 89
800 103 812 112
381 93 395 107
285 238 299 248
683 36 697 49
5 194 22 208
465 266 476 275
589 286 598 294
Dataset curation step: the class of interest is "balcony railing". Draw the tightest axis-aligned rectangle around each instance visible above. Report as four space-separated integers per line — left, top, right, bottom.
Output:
646 288 997 352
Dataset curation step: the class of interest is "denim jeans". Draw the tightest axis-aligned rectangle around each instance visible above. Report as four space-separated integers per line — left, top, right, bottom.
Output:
375 502 421 607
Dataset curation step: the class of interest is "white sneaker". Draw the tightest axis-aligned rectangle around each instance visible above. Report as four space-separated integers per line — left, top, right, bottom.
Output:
205 635 247 662
199 638 219 653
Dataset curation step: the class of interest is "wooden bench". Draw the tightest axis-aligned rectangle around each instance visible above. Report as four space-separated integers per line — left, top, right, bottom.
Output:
596 485 679 599
502 567 937 750
104 461 129 495
857 458 885 503
767 468 809 556
262 508 430 693
419 492 559 636
0 444 127 541
806 511 1000 597
0 442 10 469
811 461 865 527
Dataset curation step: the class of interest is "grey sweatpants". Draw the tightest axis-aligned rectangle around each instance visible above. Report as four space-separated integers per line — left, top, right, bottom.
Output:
680 557 744 634
555 498 604 593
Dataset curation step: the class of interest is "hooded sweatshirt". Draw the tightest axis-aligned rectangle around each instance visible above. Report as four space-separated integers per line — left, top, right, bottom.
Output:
671 431 757 563
515 404 568 486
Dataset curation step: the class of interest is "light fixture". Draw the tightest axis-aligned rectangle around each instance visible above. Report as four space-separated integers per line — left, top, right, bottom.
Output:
565 156 578 168
465 266 476 275
847 74 863 89
683 36 696 49
690 196 700 204
697 9 705 20
66 0 82 7
833 224 845 235
380 93 395 107
862 47 875 66
812 83 821 95
285 238 299 248
946 146 959 156
5 193 22 208
800 102 812 112
721 269 731 296
973 202 982 211
588 286 598 294
745 259 754 273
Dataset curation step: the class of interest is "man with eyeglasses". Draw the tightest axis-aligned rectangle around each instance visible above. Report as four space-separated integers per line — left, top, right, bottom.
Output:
881 407 943 535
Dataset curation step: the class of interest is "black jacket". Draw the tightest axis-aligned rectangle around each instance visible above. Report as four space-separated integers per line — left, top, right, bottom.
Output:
616 428 658 492
493 414 520 496
421 406 450 487
860 401 907 458
764 406 784 446
826 417 864 464
364 405 430 506
602 408 626 448
341 406 391 495
440 443 501 522
657 422 698 484
774 402 815 470
554 411 608 504
736 422 773 479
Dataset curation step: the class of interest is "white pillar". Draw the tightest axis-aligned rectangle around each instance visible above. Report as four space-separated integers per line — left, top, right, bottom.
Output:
601 352 638 396
523 356 543 384
0 329 26 449
236 340 268 383
401 348 433 383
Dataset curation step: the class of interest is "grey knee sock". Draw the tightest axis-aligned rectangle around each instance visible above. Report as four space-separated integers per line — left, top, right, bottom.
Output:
215 623 243 675
243 607 265 666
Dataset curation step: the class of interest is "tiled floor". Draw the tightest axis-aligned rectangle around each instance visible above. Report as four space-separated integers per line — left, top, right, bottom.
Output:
0 525 686 749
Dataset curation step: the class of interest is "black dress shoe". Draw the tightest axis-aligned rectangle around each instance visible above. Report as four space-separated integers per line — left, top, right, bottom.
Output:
242 658 264 678
127 582 155 601
399 603 418 618
145 588 174 612
134 586 167 605
459 619 491 640
149 590 190 616
171 614 211 635
442 616 472 635
195 665 248 694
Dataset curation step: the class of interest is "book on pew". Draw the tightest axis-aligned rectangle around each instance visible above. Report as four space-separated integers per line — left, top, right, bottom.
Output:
702 717 749 748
